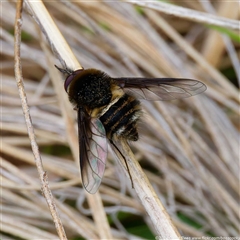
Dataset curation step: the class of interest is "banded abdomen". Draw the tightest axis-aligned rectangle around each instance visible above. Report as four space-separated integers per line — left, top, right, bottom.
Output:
100 94 141 141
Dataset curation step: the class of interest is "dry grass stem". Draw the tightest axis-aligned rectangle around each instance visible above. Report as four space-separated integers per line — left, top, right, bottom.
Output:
112 139 182 238
130 1 239 30
25 1 80 71
1 0 239 239
13 1 67 239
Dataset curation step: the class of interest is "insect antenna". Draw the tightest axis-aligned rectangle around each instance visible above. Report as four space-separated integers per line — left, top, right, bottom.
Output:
109 139 134 189
54 64 73 75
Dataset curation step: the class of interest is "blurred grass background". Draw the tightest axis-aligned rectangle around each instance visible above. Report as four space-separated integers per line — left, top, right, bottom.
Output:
1 1 239 239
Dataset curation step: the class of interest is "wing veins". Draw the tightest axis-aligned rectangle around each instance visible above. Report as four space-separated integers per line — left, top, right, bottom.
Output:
114 77 206 101
77 108 107 194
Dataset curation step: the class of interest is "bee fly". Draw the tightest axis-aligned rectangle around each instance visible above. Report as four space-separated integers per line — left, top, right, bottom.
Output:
56 65 207 194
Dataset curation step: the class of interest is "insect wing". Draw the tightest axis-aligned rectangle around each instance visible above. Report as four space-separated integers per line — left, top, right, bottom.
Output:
78 109 107 194
115 78 206 101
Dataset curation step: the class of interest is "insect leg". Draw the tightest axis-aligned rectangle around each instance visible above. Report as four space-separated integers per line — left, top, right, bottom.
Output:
110 139 134 189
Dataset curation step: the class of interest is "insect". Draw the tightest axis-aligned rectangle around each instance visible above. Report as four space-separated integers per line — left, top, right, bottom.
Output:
56 66 207 194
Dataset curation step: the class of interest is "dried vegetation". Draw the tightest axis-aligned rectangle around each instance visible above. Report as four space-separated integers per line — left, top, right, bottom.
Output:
1 1 239 239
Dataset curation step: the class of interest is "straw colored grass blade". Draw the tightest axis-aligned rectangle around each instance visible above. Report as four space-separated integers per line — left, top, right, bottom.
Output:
1 0 239 239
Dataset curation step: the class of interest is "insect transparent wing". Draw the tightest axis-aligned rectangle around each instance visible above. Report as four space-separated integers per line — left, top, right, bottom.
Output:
78 109 108 194
114 78 207 101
